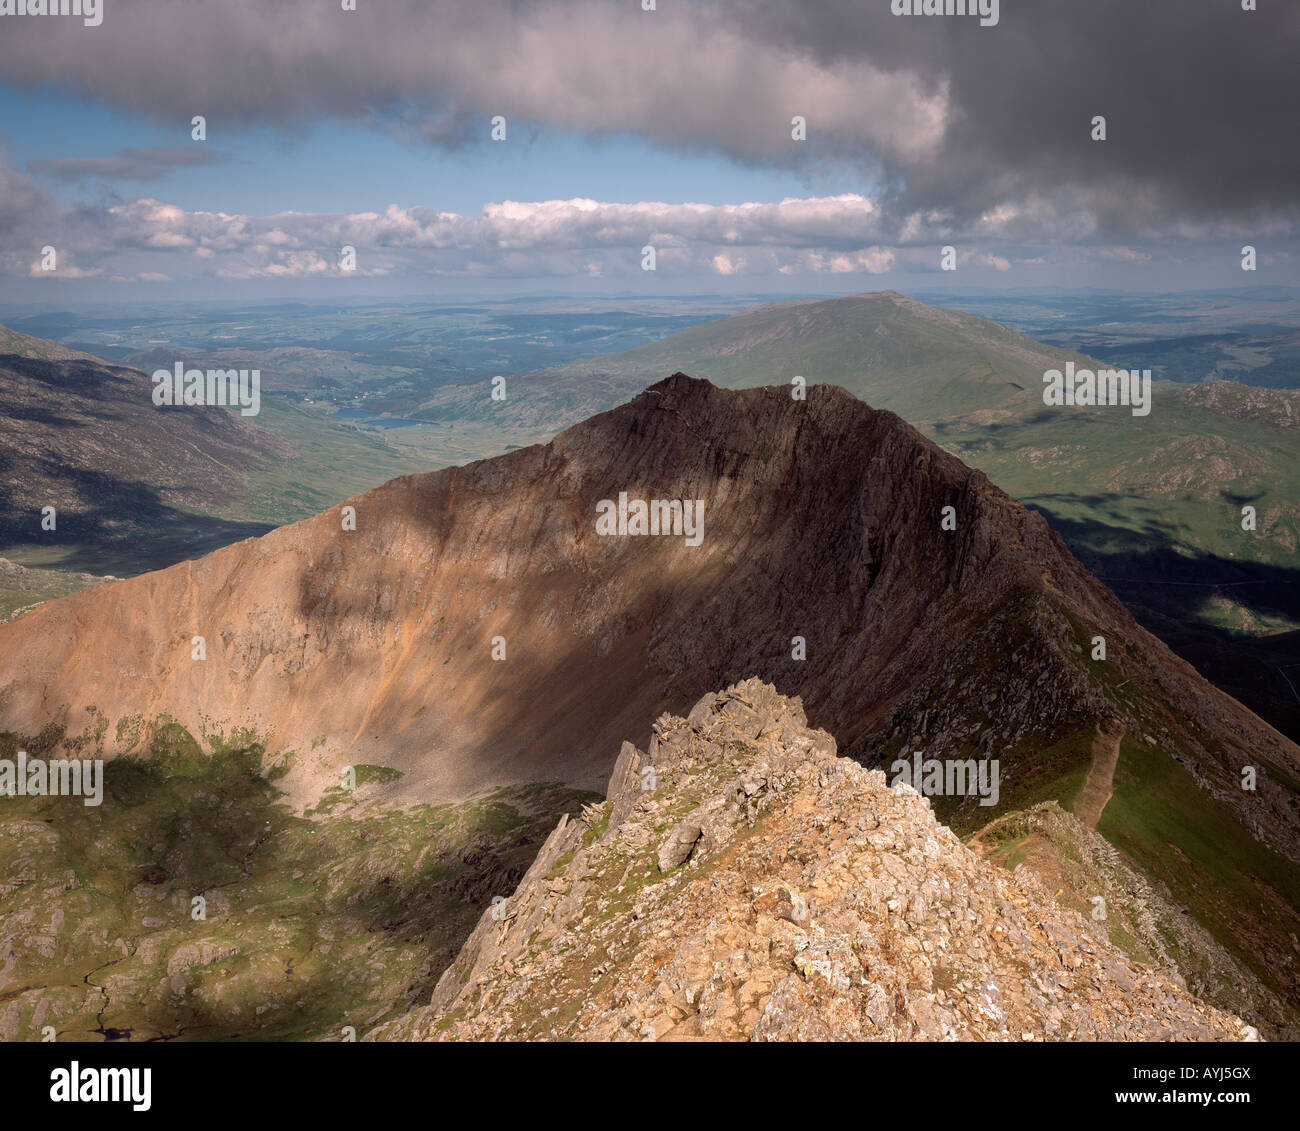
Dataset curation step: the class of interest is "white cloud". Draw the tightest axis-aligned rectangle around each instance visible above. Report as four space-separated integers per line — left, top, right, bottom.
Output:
1098 246 1151 263
0 157 909 281
0 145 1292 287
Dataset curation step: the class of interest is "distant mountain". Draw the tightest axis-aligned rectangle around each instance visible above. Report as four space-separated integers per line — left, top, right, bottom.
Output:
413 291 1298 574
2 375 1296 1032
415 290 1099 429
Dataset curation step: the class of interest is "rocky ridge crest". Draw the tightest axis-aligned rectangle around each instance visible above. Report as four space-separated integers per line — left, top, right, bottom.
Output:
390 679 1255 1042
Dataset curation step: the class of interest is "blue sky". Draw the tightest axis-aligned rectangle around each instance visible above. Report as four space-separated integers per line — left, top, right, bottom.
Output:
0 86 829 217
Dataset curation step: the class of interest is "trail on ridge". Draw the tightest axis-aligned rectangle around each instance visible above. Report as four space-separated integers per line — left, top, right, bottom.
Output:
1075 719 1124 829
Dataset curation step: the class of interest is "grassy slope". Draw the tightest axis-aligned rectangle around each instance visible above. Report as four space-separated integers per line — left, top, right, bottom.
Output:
940 390 1300 570
0 557 109 623
227 395 436 526
0 719 597 1041
414 291 1097 429
1099 735 1300 1019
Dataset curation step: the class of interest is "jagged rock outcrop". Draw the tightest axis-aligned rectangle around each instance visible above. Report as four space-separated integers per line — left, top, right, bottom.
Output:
386 681 1256 1042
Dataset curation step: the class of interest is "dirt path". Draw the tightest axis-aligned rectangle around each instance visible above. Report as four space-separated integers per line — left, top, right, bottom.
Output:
1075 718 1124 829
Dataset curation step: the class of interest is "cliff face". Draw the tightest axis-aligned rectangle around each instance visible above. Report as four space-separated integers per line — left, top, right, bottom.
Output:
389 680 1255 1042
3 374 1290 808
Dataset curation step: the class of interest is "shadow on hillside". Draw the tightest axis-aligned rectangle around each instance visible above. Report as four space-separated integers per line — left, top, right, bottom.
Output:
1028 499 1300 741
0 462 273 577
43 774 583 1042
1031 501 1300 621
933 407 1064 437
0 354 277 576
0 354 139 403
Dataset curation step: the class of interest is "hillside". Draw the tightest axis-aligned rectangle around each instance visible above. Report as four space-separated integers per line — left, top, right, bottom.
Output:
0 348 289 539
0 556 109 624
0 324 100 363
1 374 1296 1033
0 752 595 1041
411 293 1299 577
0 324 438 600
414 290 1098 429
416 292 1299 572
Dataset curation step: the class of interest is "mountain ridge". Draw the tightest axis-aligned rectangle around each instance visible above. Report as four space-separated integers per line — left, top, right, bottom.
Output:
2 372 1296 1030
409 290 1300 742
383 679 1261 1043
2 372 1293 799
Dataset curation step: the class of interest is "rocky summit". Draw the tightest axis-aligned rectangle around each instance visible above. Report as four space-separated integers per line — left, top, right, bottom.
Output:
384 680 1256 1043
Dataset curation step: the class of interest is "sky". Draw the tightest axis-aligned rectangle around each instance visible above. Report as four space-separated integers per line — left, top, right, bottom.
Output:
0 0 1297 302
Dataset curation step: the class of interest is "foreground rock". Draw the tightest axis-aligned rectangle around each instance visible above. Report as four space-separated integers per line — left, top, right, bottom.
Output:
384 680 1254 1042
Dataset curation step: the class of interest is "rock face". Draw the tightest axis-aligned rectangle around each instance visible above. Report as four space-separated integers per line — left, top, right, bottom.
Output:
394 680 1256 1043
1 374 1291 810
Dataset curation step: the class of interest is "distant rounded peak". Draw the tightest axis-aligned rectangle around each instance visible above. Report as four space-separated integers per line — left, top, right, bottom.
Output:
829 288 912 303
749 289 917 317
791 289 925 315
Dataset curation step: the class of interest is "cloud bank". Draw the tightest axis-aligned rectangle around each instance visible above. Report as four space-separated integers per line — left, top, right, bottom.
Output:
10 145 1264 287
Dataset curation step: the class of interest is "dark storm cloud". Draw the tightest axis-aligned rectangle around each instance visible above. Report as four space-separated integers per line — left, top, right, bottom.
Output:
0 144 50 241
746 0 1300 236
0 1 944 165
29 146 233 182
